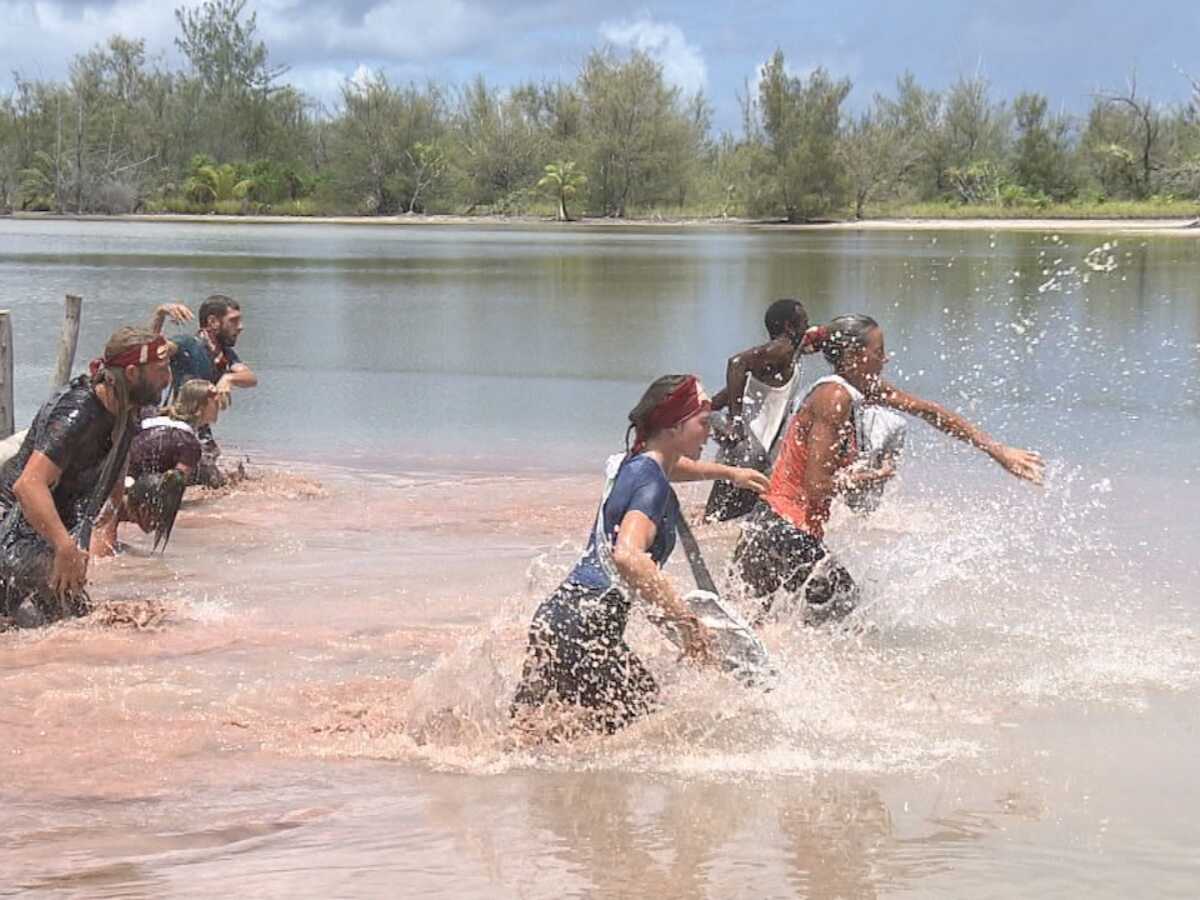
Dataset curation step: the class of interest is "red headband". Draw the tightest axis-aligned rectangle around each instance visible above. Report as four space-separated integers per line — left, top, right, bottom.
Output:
799 325 829 353
89 336 170 377
630 375 711 455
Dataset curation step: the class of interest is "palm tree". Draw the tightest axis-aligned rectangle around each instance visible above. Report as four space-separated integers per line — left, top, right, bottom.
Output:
186 162 255 206
537 161 587 221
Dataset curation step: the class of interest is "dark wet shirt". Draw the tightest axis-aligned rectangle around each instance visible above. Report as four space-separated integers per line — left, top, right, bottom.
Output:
0 376 117 531
170 333 240 392
129 420 202 479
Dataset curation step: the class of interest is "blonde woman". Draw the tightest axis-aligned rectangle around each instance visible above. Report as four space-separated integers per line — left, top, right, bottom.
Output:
93 379 220 556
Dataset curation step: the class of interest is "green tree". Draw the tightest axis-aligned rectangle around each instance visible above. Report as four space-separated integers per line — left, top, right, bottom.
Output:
1011 92 1076 200
330 73 445 214
755 50 851 221
1091 73 1163 199
453 76 547 212
185 158 254 204
578 49 707 217
537 160 587 220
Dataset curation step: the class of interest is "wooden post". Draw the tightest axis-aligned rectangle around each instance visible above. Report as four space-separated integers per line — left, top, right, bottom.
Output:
0 310 13 439
51 294 83 391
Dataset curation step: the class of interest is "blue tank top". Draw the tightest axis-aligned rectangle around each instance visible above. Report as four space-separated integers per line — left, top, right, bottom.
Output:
568 454 680 591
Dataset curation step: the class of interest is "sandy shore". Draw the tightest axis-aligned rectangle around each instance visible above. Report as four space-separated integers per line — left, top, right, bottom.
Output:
8 210 1200 235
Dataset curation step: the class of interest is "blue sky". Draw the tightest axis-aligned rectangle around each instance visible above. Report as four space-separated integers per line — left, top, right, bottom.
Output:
2 0 1197 130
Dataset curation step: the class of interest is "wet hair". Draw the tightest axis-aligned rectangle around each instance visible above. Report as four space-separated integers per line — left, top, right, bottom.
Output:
810 314 880 369
625 374 690 451
764 298 809 339
198 294 240 328
165 378 216 428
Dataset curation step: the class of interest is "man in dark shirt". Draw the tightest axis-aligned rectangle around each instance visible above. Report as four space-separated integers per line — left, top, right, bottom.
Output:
0 326 172 628
154 295 257 405
153 294 257 485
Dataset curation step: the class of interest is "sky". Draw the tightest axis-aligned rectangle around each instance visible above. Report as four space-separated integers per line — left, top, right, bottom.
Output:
2 0 1198 131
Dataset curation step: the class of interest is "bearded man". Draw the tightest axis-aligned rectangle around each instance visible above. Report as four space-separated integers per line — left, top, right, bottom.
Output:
0 327 172 627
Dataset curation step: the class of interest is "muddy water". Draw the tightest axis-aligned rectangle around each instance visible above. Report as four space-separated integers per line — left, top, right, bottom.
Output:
1 220 1199 897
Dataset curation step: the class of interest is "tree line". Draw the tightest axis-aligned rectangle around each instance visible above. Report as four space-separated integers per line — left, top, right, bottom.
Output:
2 0 1198 221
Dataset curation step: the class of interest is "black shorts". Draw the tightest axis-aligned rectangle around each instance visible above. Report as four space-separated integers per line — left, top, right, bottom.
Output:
512 582 658 734
733 503 858 626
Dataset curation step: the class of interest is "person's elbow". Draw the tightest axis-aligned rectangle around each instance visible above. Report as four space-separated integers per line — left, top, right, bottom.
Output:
12 470 46 510
611 544 648 583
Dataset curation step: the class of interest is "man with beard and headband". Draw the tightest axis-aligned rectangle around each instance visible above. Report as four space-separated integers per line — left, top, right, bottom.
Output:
154 294 257 485
0 327 173 628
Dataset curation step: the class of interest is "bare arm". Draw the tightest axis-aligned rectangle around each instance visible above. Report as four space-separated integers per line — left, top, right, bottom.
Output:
12 452 90 594
875 382 1044 484
213 363 258 407
799 385 855 526
611 510 715 664
671 457 769 494
723 337 794 420
149 302 193 334
89 476 127 558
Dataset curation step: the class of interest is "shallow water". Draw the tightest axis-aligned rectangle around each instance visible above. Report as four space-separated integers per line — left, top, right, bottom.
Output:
1 220 1198 897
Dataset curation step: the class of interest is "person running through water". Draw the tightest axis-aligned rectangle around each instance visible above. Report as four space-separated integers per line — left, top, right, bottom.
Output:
734 314 1045 627
0 328 172 628
512 375 770 735
92 378 221 556
706 298 819 522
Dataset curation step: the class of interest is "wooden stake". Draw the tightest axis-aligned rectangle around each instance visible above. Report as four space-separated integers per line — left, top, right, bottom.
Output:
51 294 83 392
0 310 13 439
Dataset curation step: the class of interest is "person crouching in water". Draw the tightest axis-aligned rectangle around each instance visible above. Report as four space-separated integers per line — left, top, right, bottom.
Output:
92 378 220 556
734 315 1045 627
0 328 172 628
512 375 770 735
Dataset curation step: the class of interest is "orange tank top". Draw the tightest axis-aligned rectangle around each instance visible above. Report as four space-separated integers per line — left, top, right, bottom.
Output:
762 397 858 540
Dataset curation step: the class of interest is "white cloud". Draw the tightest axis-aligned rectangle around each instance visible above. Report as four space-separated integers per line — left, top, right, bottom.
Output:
600 16 707 96
254 0 487 62
0 0 181 80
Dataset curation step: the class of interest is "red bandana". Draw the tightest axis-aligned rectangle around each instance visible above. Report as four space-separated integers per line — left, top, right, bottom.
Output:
89 336 170 377
631 375 711 454
799 325 829 353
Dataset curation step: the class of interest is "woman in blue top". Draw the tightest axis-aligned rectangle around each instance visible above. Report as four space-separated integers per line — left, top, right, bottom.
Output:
512 374 769 734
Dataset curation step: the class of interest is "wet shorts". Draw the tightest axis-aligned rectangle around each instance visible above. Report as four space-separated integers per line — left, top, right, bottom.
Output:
732 503 858 626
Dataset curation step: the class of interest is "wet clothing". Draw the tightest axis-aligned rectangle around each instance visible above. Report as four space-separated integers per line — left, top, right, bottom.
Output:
0 377 116 531
512 583 658 733
129 417 202 479
706 355 804 522
844 406 907 514
735 375 868 626
568 454 679 591
0 377 132 626
762 376 862 541
733 502 858 626
169 333 240 392
513 453 680 732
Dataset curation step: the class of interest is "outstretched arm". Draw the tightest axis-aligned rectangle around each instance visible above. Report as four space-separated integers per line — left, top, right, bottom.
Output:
874 382 1044 484
671 457 769 494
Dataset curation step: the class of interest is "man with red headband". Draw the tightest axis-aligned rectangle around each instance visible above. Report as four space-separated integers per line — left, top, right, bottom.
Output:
0 326 172 628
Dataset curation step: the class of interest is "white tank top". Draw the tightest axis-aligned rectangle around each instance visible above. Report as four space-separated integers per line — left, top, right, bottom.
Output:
742 362 800 452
